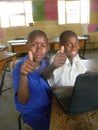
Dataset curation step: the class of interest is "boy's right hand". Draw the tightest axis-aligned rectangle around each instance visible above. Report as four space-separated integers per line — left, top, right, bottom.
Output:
53 46 66 68
20 51 35 75
60 46 64 53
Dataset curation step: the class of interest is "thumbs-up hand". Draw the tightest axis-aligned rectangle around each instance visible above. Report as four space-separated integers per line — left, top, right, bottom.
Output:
20 51 34 75
53 45 66 68
28 51 33 61
60 46 64 53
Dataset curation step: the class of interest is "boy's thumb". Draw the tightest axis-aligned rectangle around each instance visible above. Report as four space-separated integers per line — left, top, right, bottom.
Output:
60 46 64 53
28 51 33 61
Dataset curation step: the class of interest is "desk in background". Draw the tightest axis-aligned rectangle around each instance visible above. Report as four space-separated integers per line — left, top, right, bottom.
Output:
0 45 9 52
8 36 87 57
7 40 28 54
0 51 17 80
50 59 98 130
0 51 17 96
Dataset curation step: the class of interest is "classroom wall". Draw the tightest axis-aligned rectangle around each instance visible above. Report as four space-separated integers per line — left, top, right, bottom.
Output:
0 0 98 50
0 21 83 47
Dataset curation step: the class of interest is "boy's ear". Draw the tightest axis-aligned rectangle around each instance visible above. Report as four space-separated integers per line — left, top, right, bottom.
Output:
26 43 30 51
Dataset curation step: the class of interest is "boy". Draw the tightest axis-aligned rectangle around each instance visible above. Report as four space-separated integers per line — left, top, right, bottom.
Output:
12 30 51 130
42 30 87 87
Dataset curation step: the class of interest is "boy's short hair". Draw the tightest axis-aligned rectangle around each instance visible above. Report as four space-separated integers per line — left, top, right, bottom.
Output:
60 30 78 45
27 30 48 43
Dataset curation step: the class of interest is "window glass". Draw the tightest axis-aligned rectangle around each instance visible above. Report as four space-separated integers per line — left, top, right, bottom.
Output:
58 0 89 24
0 1 33 27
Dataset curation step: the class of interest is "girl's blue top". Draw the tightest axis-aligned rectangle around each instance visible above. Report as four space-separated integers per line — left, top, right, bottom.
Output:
12 55 51 130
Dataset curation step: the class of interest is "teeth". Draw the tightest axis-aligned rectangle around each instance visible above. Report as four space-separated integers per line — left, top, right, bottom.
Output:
71 52 76 54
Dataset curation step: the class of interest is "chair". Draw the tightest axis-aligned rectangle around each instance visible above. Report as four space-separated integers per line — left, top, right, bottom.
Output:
18 113 33 130
18 114 22 130
84 35 94 51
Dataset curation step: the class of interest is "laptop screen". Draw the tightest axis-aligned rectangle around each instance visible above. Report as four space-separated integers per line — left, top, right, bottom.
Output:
52 72 98 114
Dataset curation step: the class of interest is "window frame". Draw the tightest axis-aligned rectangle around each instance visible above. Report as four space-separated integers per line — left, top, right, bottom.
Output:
0 1 33 28
58 0 90 25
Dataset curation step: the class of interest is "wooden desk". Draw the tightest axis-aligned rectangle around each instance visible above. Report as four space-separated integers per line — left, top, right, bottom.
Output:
49 36 87 58
50 98 98 130
7 40 28 54
0 45 9 52
50 59 98 130
0 52 17 96
0 51 17 71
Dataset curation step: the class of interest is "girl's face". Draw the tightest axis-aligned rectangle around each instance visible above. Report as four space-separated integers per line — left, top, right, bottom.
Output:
28 35 48 62
64 36 80 59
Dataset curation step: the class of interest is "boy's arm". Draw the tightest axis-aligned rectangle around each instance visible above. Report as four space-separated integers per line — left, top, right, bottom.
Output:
17 51 34 104
43 46 66 79
42 62 57 79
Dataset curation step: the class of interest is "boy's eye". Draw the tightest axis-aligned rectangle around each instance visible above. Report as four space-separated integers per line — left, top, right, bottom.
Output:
31 43 37 47
66 43 72 47
30 43 47 48
66 42 79 47
41 44 47 48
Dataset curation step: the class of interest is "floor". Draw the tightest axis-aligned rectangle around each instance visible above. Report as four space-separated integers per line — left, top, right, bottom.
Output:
0 72 19 130
0 50 98 130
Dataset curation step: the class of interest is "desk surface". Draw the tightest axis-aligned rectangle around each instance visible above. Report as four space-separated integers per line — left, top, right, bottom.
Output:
0 52 17 62
49 36 87 43
7 36 87 44
50 98 98 130
7 39 27 44
50 59 98 130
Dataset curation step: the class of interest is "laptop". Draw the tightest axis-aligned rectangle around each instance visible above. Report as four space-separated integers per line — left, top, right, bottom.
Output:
52 72 98 114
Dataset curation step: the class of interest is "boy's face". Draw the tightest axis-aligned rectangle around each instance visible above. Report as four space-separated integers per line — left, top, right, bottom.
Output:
28 35 48 62
64 36 80 58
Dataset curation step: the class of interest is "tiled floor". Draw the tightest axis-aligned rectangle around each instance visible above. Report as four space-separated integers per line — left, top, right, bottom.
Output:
0 50 98 130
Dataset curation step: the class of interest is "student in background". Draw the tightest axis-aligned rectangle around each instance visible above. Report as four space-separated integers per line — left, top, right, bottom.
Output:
12 30 51 130
42 30 87 87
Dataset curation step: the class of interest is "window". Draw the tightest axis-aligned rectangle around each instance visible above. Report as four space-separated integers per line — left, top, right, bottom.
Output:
0 1 33 27
58 0 90 24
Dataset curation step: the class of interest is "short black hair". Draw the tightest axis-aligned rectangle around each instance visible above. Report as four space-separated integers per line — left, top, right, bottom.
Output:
60 30 78 45
27 30 48 43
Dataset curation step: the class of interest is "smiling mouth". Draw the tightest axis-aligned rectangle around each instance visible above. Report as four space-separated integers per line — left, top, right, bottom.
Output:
36 55 42 60
71 52 76 54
